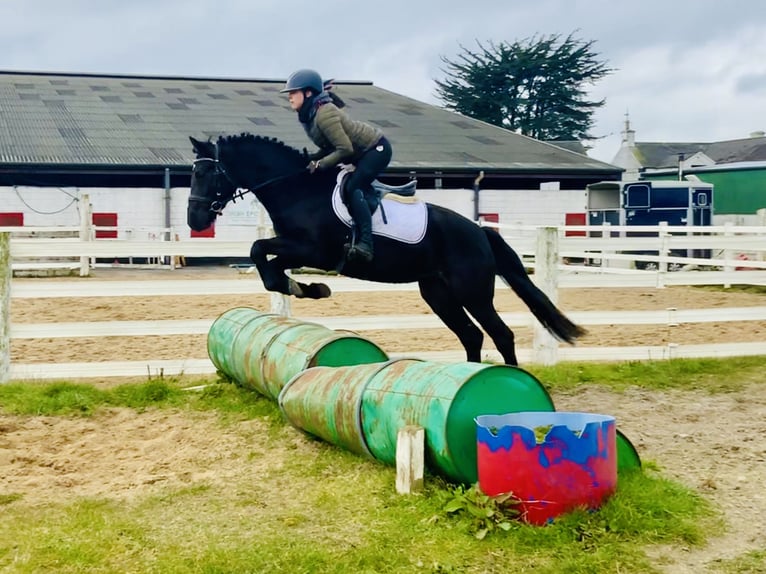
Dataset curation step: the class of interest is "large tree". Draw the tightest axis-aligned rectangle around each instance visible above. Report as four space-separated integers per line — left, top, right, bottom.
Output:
435 33 613 141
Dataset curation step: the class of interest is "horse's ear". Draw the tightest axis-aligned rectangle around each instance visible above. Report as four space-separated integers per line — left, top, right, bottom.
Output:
189 136 214 158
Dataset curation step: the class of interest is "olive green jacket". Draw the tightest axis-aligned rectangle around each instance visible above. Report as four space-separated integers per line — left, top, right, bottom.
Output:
306 103 383 168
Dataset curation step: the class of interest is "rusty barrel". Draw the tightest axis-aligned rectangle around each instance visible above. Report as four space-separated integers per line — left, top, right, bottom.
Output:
207 307 388 400
361 359 555 484
278 362 392 457
277 358 555 484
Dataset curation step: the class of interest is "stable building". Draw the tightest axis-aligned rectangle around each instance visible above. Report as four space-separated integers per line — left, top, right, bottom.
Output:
0 70 621 238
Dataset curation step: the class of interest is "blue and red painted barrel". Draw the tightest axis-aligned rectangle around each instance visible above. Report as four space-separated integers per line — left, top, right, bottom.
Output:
477 412 618 525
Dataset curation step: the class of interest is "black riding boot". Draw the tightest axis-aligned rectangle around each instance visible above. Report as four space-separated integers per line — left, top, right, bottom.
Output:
345 188 374 262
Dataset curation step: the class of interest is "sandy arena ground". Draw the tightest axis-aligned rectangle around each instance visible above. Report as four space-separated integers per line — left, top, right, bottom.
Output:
3 265 766 572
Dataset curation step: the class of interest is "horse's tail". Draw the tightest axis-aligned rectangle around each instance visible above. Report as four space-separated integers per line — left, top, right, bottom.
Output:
483 226 586 344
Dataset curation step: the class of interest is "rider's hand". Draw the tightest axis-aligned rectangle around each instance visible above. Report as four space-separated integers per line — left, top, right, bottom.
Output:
307 160 321 174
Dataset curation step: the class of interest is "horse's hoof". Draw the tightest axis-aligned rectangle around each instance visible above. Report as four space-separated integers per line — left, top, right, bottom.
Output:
307 282 332 299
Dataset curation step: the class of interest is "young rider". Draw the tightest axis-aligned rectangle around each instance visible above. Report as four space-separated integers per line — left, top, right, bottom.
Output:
281 69 392 263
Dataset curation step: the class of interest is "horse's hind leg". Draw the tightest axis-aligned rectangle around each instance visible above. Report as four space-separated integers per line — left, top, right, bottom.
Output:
418 277 484 362
463 298 518 366
442 261 519 365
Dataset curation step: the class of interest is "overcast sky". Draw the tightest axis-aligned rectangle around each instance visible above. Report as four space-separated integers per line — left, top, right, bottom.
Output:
2 0 764 163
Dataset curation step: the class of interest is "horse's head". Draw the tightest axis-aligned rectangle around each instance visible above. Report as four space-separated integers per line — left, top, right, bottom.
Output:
187 133 309 232
187 136 240 232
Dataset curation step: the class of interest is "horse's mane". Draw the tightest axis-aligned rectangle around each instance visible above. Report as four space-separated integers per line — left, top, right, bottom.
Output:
216 132 307 163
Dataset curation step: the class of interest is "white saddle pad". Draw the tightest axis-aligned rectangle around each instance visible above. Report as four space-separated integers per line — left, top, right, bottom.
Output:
331 170 428 244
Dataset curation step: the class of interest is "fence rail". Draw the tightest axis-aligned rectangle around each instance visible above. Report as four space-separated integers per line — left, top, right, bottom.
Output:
10 307 766 339
2 225 766 382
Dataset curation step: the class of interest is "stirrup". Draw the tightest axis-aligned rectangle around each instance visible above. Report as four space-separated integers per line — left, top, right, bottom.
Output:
344 242 373 263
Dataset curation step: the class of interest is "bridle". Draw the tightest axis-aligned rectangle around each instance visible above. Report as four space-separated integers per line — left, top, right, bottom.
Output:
189 143 306 214
189 157 242 214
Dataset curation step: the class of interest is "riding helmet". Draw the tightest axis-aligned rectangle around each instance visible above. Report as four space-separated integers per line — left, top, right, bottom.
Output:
280 69 323 94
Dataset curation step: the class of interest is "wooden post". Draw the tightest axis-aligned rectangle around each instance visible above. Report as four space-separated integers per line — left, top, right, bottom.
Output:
533 227 559 365
600 222 612 269
270 292 292 317
0 232 10 383
396 425 424 494
723 221 733 289
656 221 668 288
79 194 92 277
173 233 186 269
270 269 292 316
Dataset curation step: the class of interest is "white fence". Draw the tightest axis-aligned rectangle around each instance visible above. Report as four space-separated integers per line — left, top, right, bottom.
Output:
2 224 766 382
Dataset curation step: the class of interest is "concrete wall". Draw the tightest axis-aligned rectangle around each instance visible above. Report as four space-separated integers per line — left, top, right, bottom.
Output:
0 185 589 241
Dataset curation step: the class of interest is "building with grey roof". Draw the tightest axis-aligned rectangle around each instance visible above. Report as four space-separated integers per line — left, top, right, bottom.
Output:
0 70 621 190
611 114 766 178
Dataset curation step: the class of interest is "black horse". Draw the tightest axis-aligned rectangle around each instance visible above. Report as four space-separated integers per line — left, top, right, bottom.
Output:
187 133 585 365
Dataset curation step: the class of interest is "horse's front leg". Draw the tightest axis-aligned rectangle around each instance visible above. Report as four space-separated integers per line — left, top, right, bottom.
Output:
250 237 332 299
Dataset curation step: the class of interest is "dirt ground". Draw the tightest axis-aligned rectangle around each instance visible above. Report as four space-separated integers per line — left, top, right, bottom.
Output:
9 266 766 362
3 266 766 572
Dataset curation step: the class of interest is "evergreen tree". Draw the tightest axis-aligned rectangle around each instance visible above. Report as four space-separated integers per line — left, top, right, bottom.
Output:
435 33 613 141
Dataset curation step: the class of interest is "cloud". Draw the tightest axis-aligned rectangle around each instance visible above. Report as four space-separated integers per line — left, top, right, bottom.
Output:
2 0 764 164
736 73 766 94
585 22 766 161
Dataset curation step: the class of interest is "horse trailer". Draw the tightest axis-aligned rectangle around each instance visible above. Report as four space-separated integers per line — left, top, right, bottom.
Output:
586 180 714 268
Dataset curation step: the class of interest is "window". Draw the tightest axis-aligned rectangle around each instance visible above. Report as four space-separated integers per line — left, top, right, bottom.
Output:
623 184 650 208
693 191 709 206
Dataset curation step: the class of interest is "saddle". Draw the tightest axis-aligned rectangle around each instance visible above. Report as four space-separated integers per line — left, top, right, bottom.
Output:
331 169 427 244
371 178 417 198
337 167 417 215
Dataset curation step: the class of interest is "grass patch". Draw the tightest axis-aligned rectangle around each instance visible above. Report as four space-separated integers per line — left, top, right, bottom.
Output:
0 375 281 423
0 493 23 505
0 372 726 573
0 381 108 415
189 378 282 425
0 460 717 574
526 356 766 394
6 356 763 418
711 550 766 573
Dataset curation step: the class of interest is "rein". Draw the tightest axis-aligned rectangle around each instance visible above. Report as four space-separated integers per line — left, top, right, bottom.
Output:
191 150 305 213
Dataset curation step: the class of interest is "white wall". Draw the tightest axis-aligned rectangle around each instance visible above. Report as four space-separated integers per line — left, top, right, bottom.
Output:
1 186 83 227
397 188 588 226
479 189 587 225
1 185 588 242
713 213 764 226
1 186 168 237
416 189 473 219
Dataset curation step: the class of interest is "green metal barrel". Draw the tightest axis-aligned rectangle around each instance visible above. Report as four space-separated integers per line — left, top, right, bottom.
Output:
207 308 289 396
278 362 391 457
277 357 555 485
361 359 555 485
617 431 642 472
207 307 388 400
